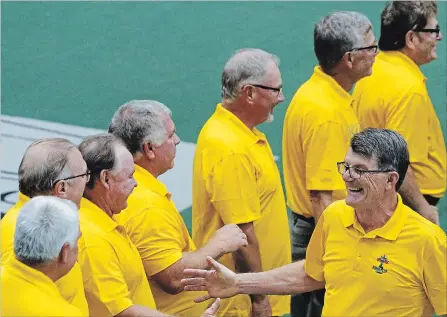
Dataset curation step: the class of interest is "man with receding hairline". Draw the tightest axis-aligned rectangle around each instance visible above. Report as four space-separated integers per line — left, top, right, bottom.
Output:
0 137 89 316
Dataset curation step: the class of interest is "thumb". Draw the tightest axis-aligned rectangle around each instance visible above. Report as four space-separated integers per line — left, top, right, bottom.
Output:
205 298 221 315
206 256 223 271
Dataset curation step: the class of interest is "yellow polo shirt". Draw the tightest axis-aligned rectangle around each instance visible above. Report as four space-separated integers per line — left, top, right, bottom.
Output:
192 104 291 317
1 256 83 316
78 198 156 316
116 164 210 316
305 196 447 316
0 192 89 316
283 66 360 218
352 51 446 198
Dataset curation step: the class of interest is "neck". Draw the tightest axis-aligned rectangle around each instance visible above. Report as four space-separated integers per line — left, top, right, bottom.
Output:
32 262 63 282
85 190 114 218
222 100 256 131
399 47 422 66
328 68 355 92
354 194 398 233
135 158 160 178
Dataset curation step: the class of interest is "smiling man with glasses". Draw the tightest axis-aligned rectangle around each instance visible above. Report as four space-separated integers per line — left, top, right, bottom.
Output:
353 1 446 225
0 137 89 316
282 11 377 317
182 128 447 317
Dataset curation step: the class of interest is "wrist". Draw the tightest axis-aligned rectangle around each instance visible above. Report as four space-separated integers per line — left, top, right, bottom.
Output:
250 294 267 303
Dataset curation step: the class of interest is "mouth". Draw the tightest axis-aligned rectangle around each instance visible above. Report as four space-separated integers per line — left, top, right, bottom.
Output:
348 187 363 193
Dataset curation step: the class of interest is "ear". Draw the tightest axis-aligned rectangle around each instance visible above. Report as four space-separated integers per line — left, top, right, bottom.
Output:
52 181 68 199
405 30 417 50
341 52 353 69
58 242 70 265
241 85 255 104
142 142 155 160
386 171 399 190
99 169 110 189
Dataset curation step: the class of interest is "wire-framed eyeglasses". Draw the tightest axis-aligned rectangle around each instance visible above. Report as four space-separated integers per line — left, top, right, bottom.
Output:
245 84 283 97
336 162 394 179
51 170 91 188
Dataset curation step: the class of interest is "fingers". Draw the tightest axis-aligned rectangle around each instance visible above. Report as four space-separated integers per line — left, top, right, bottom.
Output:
185 285 208 292
195 294 212 303
206 256 222 270
181 277 206 286
183 268 211 278
205 298 221 313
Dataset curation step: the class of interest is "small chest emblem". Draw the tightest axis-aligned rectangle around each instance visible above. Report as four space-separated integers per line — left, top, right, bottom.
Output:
372 255 390 274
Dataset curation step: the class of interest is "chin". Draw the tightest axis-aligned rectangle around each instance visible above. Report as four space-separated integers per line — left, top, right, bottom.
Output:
264 113 274 124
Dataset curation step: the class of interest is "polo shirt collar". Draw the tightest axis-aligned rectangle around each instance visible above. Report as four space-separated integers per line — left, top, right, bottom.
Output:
378 51 427 82
8 256 60 297
341 194 407 241
80 197 118 232
134 164 171 200
312 66 352 105
214 103 267 145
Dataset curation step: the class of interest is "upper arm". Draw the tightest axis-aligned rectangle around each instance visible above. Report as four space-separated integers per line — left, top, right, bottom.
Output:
386 91 429 163
304 211 327 281
304 122 349 191
422 231 447 316
207 153 261 224
78 242 133 316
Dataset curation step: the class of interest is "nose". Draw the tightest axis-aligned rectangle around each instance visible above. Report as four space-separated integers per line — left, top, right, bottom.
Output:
437 30 443 41
341 169 352 182
278 90 285 103
174 133 181 145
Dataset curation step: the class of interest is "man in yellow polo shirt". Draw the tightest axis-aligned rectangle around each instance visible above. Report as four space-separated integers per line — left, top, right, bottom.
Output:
0 138 89 316
77 133 221 317
352 1 446 223
182 128 447 317
1 196 83 316
193 48 291 317
282 11 377 317
109 100 248 316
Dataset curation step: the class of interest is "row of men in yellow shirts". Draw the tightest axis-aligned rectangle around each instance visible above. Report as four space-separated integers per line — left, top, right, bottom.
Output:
1 1 447 317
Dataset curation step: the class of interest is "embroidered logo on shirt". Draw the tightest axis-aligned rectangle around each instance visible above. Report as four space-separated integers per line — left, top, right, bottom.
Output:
372 255 390 274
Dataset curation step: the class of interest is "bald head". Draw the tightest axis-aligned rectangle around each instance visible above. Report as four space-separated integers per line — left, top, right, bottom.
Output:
18 138 85 203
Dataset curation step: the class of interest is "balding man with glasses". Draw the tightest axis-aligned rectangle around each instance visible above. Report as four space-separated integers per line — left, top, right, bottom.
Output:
282 11 377 317
182 128 447 317
1 137 90 316
352 1 446 225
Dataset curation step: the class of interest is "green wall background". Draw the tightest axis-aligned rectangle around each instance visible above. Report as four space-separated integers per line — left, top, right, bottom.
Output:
2 1 446 231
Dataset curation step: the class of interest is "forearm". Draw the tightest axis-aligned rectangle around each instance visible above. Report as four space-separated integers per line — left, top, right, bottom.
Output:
309 190 333 222
236 260 324 296
399 166 429 212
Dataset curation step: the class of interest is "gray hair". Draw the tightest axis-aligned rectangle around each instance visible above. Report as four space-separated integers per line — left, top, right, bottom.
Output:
379 1 438 51
108 100 172 156
18 138 77 197
314 11 372 73
350 128 409 191
221 48 280 100
78 133 125 189
14 196 79 266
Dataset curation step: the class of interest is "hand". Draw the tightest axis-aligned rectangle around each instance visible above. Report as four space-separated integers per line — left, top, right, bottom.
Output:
251 296 272 317
211 224 248 254
182 256 239 303
419 205 439 225
201 298 221 317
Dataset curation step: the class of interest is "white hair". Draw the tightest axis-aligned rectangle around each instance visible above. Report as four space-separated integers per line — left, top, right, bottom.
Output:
109 100 172 156
14 196 80 266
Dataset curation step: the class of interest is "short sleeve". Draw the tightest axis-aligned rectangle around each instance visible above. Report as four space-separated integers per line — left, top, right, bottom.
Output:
206 153 262 224
386 91 429 164
78 239 133 316
123 207 185 276
304 122 348 191
422 229 447 315
304 212 326 281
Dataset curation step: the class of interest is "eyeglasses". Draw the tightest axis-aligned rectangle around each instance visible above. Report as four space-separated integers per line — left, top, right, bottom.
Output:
415 25 441 37
247 84 283 96
349 45 378 53
52 171 91 188
337 162 394 180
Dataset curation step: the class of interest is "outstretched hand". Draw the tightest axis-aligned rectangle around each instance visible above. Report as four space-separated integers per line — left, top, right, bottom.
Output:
182 256 239 303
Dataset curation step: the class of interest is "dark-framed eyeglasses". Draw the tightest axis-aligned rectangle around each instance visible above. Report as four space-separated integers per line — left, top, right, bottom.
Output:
336 162 394 180
52 170 91 188
246 84 283 96
414 25 441 37
349 45 379 53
